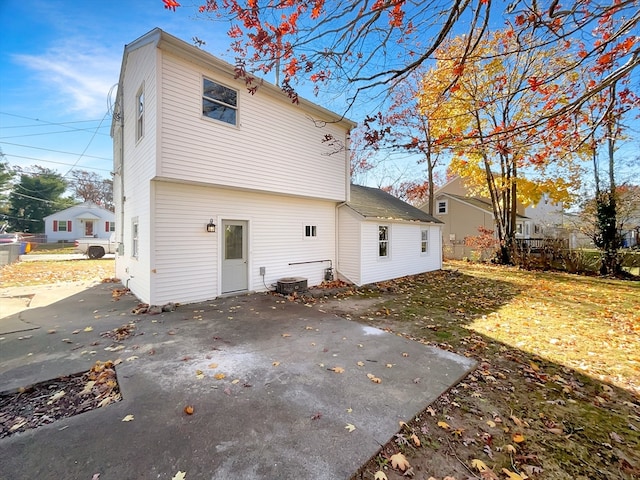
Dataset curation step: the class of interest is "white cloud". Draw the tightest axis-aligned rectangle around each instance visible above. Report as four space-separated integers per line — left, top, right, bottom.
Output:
13 41 121 118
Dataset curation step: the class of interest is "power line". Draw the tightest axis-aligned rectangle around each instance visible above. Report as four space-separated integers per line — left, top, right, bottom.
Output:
0 141 111 160
62 111 110 178
3 155 111 173
0 128 111 139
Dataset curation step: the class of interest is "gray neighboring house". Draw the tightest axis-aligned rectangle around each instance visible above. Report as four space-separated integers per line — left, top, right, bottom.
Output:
337 184 443 286
44 202 115 243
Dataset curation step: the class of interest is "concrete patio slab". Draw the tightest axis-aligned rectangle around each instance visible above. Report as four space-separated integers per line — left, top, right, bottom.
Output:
0 284 475 479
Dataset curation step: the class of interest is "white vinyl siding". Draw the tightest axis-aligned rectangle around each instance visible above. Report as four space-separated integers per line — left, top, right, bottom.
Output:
158 53 348 202
360 222 441 286
337 207 362 285
149 181 336 305
114 42 158 302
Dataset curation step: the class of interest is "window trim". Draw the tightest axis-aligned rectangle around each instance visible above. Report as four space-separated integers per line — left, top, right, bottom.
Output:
135 85 144 141
421 228 429 254
202 76 238 126
378 225 389 258
436 200 448 215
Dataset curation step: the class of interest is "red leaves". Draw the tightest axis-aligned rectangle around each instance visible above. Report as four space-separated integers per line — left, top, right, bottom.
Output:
163 0 180 11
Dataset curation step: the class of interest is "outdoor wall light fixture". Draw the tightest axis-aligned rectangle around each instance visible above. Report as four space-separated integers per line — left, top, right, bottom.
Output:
206 219 216 233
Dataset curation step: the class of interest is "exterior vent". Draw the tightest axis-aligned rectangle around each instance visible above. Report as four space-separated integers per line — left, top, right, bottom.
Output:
276 277 308 295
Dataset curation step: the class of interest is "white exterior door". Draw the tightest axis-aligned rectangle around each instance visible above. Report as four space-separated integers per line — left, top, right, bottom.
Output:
221 220 248 294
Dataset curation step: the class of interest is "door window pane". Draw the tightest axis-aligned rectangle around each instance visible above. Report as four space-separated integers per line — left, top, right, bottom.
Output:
225 225 243 259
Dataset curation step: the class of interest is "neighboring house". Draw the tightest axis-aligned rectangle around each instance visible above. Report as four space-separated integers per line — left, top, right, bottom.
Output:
525 195 592 249
338 185 442 286
428 177 532 259
111 28 443 305
43 202 115 243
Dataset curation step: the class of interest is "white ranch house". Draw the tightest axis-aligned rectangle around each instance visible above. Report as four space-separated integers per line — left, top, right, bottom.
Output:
112 28 442 305
43 203 115 243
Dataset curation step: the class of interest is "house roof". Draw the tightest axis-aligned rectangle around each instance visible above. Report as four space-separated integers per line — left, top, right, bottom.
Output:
112 28 356 137
43 202 115 220
439 193 530 219
346 185 442 223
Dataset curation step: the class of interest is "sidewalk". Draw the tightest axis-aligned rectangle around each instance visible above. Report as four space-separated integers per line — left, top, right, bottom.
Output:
0 283 475 479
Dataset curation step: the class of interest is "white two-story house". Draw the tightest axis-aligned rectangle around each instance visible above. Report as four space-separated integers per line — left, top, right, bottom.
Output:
112 29 442 305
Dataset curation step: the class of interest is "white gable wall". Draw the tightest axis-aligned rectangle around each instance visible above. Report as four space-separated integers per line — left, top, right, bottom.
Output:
158 52 349 202
359 221 442 286
114 42 160 302
149 180 336 305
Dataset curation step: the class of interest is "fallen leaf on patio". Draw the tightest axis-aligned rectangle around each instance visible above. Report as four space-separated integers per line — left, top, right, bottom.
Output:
402 352 409 357
208 363 218 369
214 373 226 380
413 378 421 384
512 433 525 443
374 471 388 480
231 379 240 384
122 414 134 422
84 326 94 332
72 329 81 334
330 367 345 373
172 472 186 480
184 405 194 415
80 381 96 395
386 363 393 368
62 338 73 343
125 356 138 362
10 420 27 432
196 370 205 379
357 361 365 367
346 407 352 413
92 474 100 480
272 361 281 366
411 433 421 447
282 333 291 337
366 373 382 383
502 468 526 479
47 390 65 405
345 423 356 432
48 329 56 334
390 452 410 471
437 421 451 430
98 397 112 408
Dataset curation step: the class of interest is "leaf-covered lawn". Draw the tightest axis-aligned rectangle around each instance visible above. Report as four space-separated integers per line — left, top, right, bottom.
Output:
345 261 639 480
0 259 115 287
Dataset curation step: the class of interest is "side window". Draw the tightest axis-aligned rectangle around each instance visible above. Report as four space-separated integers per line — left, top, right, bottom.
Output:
136 86 144 141
421 229 429 253
437 200 448 214
304 225 317 238
378 225 389 258
203 78 238 125
132 217 139 258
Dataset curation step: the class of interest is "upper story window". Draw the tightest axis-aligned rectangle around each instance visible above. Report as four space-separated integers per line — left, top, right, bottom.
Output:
203 78 237 126
136 87 144 141
379 225 389 258
421 228 429 253
437 200 448 214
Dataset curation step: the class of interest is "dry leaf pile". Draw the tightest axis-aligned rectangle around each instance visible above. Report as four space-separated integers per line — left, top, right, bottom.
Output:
0 360 121 438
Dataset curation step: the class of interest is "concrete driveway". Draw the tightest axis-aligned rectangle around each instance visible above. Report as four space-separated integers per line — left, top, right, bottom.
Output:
0 282 475 479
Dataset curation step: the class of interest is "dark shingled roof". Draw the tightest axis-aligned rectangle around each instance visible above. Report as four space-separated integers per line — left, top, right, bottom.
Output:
346 184 442 223
442 193 530 219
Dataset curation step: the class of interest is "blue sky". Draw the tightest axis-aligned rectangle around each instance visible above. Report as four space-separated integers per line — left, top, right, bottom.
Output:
0 0 240 180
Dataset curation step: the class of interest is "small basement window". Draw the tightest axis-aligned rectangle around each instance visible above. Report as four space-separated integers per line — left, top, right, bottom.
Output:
304 225 317 238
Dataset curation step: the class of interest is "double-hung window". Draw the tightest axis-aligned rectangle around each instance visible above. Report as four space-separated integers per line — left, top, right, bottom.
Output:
132 218 139 258
378 226 389 258
203 78 237 126
421 229 429 253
